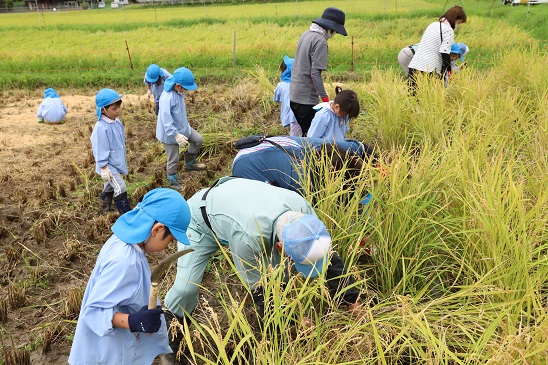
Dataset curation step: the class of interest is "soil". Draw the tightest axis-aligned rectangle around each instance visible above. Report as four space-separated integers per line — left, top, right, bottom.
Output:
0 88 271 364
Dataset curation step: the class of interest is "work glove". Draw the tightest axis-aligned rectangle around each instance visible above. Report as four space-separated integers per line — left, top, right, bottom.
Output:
100 167 114 183
175 133 188 148
37 119 44 123
321 95 329 103
147 89 152 99
128 305 164 334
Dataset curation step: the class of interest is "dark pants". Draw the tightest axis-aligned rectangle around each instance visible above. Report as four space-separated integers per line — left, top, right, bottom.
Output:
408 68 440 95
290 101 317 136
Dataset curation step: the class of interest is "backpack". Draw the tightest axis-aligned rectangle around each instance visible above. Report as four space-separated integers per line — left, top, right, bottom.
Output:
234 134 290 154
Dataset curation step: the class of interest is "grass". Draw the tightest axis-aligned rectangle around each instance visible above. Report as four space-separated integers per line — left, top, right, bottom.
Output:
1 0 547 363
0 0 546 89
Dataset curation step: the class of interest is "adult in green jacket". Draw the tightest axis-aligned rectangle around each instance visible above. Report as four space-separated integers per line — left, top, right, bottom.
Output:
164 177 361 362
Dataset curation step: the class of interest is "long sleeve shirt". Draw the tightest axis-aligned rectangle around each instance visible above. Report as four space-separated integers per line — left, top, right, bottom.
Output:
273 81 297 127
408 21 454 75
155 90 191 144
68 236 171 365
37 97 68 122
190 177 359 307
307 102 350 140
143 68 172 102
90 116 128 175
290 30 329 105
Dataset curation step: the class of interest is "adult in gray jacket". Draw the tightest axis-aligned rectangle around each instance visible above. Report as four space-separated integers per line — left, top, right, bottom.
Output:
290 7 347 136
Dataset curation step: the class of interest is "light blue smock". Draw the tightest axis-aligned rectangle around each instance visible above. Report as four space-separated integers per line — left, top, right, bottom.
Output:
143 68 172 102
155 91 190 144
90 116 128 175
273 81 297 127
37 96 68 123
68 235 171 365
307 102 350 140
164 177 317 317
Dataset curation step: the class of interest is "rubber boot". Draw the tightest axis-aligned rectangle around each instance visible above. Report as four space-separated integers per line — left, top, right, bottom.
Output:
163 311 192 365
167 173 180 188
113 192 132 215
184 152 206 171
100 191 114 213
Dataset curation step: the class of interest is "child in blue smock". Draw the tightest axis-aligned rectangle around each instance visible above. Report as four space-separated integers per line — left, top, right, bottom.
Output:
91 88 131 214
156 67 206 189
307 89 360 140
37 88 68 124
68 188 192 365
445 43 469 85
144 64 172 116
273 56 302 136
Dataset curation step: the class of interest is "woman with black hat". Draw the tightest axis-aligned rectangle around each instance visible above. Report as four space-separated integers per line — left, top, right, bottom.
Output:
290 7 347 136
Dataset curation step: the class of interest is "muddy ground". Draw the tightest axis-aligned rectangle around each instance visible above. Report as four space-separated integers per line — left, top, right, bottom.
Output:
0 86 278 364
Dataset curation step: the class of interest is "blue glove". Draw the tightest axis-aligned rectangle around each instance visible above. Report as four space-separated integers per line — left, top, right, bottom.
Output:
127 305 163 333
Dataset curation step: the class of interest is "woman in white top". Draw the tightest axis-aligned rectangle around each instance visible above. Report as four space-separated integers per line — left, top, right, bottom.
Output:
408 6 467 93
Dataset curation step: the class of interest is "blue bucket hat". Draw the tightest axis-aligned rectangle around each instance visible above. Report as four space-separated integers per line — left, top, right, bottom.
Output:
95 88 123 120
164 67 198 92
450 43 460 55
281 55 294 83
312 7 347 36
457 43 469 62
44 88 60 99
282 214 331 278
145 64 162 83
112 188 191 245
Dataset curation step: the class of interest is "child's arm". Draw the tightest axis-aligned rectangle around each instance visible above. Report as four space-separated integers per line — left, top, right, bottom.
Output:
37 102 44 121
112 312 130 329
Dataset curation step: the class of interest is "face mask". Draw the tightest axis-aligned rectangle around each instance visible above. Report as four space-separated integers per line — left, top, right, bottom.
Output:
324 29 335 40
454 23 459 30
177 89 187 96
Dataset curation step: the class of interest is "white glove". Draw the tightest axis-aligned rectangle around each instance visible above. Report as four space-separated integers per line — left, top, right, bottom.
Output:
100 167 113 183
175 133 188 148
146 89 152 99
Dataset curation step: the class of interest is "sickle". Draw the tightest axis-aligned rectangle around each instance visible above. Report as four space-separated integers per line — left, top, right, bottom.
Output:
148 249 194 309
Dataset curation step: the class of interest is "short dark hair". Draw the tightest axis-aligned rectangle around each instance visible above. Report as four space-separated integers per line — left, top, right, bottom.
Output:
440 6 467 29
106 100 122 108
334 90 360 119
162 225 172 240
279 60 287 73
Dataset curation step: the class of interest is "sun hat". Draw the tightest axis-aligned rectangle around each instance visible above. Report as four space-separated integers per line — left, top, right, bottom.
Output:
112 188 191 245
450 43 460 55
164 67 198 92
457 43 469 62
95 88 123 119
145 64 162 83
281 55 294 83
281 214 331 278
312 7 347 36
44 88 60 99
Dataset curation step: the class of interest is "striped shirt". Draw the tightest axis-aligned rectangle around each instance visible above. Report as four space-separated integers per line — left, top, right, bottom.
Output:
408 21 454 75
233 136 302 161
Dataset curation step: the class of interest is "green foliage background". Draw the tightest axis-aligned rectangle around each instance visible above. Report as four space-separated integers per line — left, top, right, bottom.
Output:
0 0 546 89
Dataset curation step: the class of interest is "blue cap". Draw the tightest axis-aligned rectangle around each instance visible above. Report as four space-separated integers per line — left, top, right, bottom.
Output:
145 64 162 83
44 88 60 99
164 67 197 92
457 43 469 62
282 214 331 278
112 188 191 245
450 43 460 55
281 55 294 83
95 88 123 120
